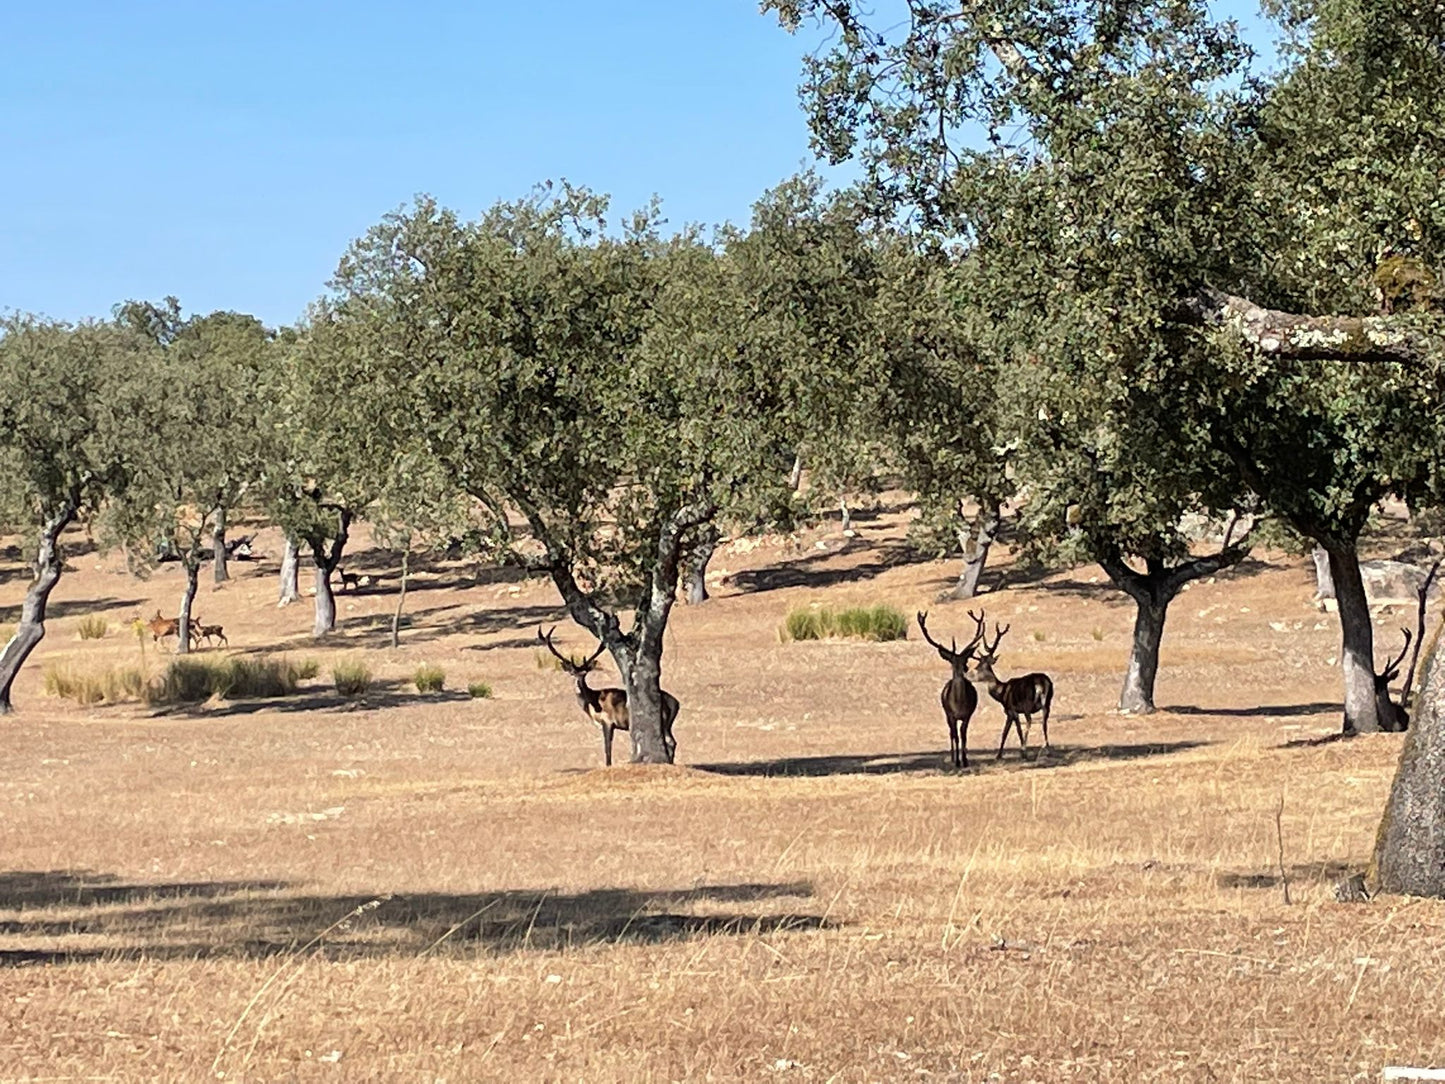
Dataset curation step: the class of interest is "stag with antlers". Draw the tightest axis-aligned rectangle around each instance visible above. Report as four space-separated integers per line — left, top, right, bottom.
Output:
538 626 679 766
1374 628 1413 733
917 609 987 768
967 619 1055 759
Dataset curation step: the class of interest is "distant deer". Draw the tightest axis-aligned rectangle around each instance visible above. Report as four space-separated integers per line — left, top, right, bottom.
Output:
1374 628 1412 733
196 623 228 649
336 568 362 592
147 611 180 644
966 619 1055 759
537 626 680 766
917 609 987 768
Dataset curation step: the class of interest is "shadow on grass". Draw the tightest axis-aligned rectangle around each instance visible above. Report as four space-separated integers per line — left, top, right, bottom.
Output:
146 677 475 718
1215 862 1355 890
341 602 568 650
1164 702 1340 719
724 539 935 595
694 740 1210 778
0 872 825 966
0 597 149 624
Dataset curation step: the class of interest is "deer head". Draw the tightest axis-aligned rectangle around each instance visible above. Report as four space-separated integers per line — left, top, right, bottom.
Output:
1374 627 1412 732
966 619 1011 683
917 609 986 677
538 626 605 679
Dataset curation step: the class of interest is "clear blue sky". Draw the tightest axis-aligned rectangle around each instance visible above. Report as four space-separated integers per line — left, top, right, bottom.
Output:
1 2 1275 329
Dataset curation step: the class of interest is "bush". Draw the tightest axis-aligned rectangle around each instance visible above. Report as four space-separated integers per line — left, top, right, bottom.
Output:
145 656 308 705
76 615 108 640
332 661 373 698
296 658 320 680
44 664 146 705
779 604 908 643
467 681 493 699
414 664 446 693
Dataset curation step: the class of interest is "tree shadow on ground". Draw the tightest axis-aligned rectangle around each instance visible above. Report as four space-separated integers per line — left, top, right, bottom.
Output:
1215 862 1355 890
693 740 1209 779
146 678 475 719
1164 702 1340 719
343 602 569 650
724 539 936 595
0 597 149 624
0 872 826 967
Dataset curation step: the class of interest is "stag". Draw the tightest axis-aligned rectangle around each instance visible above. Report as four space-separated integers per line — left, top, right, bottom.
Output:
147 611 202 649
1374 628 1412 733
538 626 679 766
917 609 987 768
967 621 1055 759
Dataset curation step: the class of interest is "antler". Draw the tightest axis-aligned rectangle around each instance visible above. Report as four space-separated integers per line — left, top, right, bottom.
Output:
916 611 953 656
981 620 1010 657
537 626 605 673
1381 627 1412 681
964 609 987 653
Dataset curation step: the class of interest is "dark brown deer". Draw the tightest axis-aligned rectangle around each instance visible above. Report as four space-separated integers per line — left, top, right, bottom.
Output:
196 623 228 649
538 627 680 766
967 620 1055 759
336 568 362 593
916 609 987 768
1374 628 1412 733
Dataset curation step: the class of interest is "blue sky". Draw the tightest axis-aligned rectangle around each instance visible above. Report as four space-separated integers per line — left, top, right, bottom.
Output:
1 2 1276 329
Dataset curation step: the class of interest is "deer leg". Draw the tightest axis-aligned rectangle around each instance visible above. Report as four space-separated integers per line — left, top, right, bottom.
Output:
602 724 614 767
1020 714 1034 759
997 715 1014 759
1040 704 1051 751
947 717 960 768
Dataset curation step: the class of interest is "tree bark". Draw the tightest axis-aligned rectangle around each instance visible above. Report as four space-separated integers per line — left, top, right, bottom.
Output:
1312 545 1335 600
1119 594 1168 714
948 507 999 601
305 508 352 637
212 506 229 584
684 525 719 606
277 537 300 606
390 549 410 648
176 559 200 655
0 505 76 714
623 623 674 763
789 453 804 491
1326 543 1383 734
1373 639 1445 896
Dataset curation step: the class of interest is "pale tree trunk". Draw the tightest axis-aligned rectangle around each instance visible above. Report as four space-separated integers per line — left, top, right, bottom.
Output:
212 506 229 584
1312 545 1335 600
277 537 300 606
1326 543 1382 734
176 559 200 655
390 549 410 648
1119 596 1168 714
684 525 719 606
622 624 674 764
839 498 852 534
789 453 804 491
1374 640 1445 896
0 506 76 714
948 507 1000 601
313 566 337 638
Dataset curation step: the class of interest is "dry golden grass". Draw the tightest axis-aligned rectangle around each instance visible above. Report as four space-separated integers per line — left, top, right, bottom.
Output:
2 509 1444 1081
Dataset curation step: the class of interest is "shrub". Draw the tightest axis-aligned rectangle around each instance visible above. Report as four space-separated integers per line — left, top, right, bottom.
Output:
779 604 908 643
467 681 493 699
44 664 146 705
414 664 446 693
332 661 373 698
76 615 108 640
144 656 308 705
296 658 320 680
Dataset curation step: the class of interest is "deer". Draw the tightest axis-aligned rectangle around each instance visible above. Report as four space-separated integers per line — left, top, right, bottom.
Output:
1374 627 1412 733
538 626 680 766
966 619 1055 760
916 609 987 768
196 623 228 649
336 568 362 592
146 611 203 650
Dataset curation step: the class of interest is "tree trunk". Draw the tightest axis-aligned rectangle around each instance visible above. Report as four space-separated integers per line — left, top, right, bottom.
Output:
212 506 229 584
1326 543 1382 734
684 526 719 606
1119 595 1168 714
313 565 337 637
1312 545 1334 600
1374 639 1445 896
839 497 852 534
948 508 1000 601
622 626 674 764
277 538 300 606
390 549 410 649
789 453 804 491
176 560 200 655
0 507 75 714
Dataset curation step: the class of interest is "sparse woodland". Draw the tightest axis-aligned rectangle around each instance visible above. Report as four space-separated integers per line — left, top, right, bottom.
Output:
2 0 1445 1075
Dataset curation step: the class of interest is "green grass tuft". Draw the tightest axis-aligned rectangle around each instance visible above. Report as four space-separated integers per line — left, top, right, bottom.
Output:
414 663 446 693
76 615 108 640
145 656 308 704
467 681 493 699
332 661 373 698
779 604 908 643
44 664 146 705
296 658 320 680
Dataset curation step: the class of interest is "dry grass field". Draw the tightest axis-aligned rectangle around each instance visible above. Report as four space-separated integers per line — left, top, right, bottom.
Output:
2 502 1444 1082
